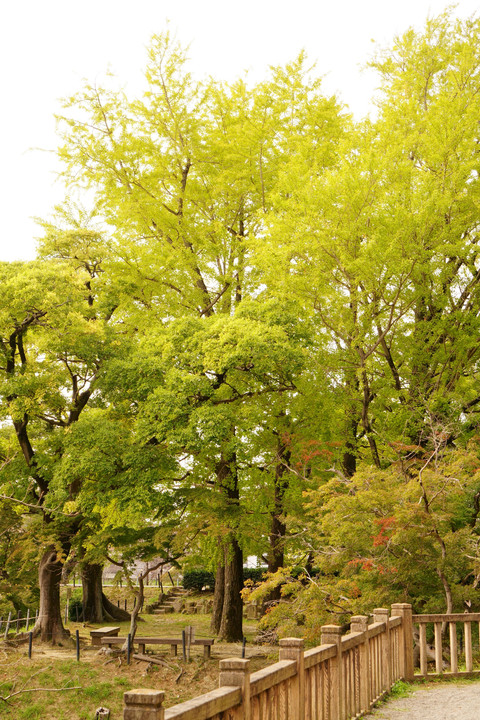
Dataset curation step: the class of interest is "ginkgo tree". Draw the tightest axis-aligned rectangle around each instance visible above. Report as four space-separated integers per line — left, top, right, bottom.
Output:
259 9 480 474
55 34 345 640
241 10 480 635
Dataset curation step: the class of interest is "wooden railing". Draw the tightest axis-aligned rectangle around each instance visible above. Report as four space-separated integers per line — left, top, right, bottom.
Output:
123 602 413 720
413 612 480 678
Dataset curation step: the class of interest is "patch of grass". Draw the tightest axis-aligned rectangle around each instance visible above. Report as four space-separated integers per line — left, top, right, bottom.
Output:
19 702 44 719
388 680 413 699
372 679 414 711
0 605 267 718
82 680 114 702
114 675 130 687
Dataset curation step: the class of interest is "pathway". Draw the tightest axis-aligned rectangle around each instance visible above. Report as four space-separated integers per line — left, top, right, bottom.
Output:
363 681 480 720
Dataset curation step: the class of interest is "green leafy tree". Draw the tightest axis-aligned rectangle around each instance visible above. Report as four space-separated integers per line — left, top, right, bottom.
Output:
0 209 124 640
56 34 345 640
259 10 480 476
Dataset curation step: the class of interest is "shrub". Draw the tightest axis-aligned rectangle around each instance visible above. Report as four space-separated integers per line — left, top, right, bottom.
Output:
68 597 84 621
182 569 215 591
243 568 267 583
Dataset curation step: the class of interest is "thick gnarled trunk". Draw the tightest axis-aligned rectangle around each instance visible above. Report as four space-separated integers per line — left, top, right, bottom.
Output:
82 562 131 622
102 593 131 621
82 563 104 623
33 547 70 643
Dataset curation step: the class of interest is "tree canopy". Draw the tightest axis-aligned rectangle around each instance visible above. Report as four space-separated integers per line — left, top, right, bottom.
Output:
2 9 480 643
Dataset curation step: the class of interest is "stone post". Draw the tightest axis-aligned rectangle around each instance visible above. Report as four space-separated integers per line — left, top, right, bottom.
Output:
279 637 305 720
321 625 343 720
219 658 250 720
123 689 164 720
373 608 390 692
350 615 370 714
391 603 414 681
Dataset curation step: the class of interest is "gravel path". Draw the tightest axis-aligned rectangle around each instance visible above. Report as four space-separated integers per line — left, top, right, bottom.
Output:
363 681 480 720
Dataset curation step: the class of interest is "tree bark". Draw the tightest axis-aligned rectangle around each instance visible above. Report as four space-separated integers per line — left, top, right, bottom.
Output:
342 415 359 478
82 563 104 623
101 593 131 621
266 435 290 603
268 512 286 574
210 560 225 635
213 448 244 641
124 576 144 646
81 562 131 622
33 547 70 643
218 535 243 642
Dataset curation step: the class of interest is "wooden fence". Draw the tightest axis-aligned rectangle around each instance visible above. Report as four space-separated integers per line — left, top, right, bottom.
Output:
123 602 413 720
0 609 37 637
413 611 480 678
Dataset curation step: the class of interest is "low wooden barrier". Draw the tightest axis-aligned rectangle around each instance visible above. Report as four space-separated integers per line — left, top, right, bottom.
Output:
124 602 413 720
412 612 480 678
0 609 38 637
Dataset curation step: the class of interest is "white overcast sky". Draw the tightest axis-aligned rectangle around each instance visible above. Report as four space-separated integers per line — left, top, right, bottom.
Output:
0 0 478 262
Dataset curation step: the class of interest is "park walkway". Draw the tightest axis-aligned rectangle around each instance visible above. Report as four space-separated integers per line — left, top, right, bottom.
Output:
364 681 480 720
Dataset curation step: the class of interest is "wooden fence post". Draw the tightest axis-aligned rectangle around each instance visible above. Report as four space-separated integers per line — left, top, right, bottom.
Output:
391 603 414 681
219 658 250 720
373 608 390 692
321 625 343 720
124 689 165 720
4 611 11 640
279 637 305 720
350 615 370 714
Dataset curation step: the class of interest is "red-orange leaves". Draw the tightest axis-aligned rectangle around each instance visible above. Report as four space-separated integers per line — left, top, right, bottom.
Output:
372 516 396 547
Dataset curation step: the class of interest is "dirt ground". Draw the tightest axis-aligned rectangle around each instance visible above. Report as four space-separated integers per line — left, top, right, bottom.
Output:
0 616 277 719
365 681 480 720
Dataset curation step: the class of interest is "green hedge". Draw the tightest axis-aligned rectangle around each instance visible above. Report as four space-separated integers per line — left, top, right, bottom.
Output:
243 568 267 583
182 570 216 591
183 567 267 591
68 597 84 621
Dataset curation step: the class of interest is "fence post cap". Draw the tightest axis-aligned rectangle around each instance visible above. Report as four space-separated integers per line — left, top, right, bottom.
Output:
350 615 369 632
321 624 342 634
279 637 304 649
219 658 250 671
219 658 251 689
391 603 412 610
124 689 165 706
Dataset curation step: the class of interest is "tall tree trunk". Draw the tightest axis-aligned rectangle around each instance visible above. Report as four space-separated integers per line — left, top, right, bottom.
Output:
218 535 243 642
268 513 286 574
82 563 104 623
214 448 243 642
342 415 359 478
210 559 225 635
266 434 290 604
33 546 70 643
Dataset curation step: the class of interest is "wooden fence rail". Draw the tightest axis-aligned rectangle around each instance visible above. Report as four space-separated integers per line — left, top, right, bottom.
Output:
123 602 413 720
